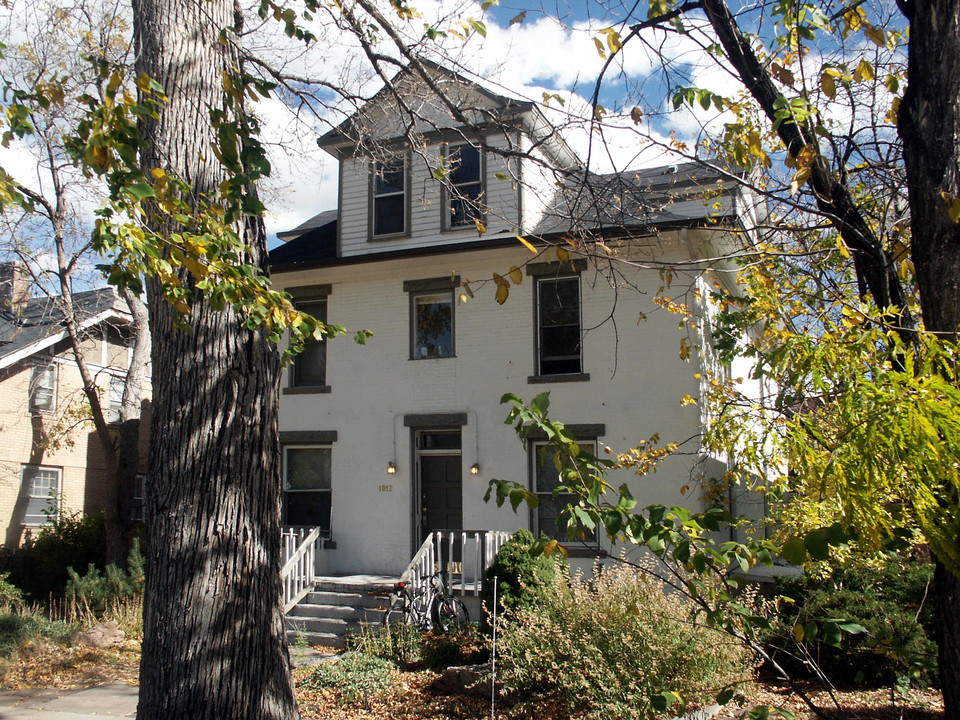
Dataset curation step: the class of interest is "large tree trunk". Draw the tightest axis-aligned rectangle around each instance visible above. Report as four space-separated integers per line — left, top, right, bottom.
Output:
132 0 298 716
899 0 960 715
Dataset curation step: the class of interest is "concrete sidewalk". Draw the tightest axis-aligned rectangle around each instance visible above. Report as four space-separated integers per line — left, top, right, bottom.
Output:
0 648 337 718
0 684 138 719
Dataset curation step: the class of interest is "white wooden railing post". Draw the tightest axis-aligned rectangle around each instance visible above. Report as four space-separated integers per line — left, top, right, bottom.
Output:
280 527 322 613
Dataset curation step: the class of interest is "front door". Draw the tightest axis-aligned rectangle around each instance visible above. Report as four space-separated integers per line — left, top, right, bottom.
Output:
416 430 463 550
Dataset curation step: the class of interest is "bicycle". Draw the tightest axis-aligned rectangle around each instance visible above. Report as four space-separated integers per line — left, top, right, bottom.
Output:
381 571 469 632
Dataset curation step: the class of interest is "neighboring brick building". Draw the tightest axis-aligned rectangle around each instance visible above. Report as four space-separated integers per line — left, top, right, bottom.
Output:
0 262 150 548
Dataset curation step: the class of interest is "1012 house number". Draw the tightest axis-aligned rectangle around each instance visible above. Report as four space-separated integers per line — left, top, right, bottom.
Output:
379 484 394 492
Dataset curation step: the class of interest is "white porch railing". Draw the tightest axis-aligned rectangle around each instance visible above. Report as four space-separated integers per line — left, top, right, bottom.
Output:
281 526 322 613
400 529 512 601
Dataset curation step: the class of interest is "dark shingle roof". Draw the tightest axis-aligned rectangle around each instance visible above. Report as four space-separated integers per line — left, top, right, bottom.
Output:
0 287 128 364
269 217 338 269
531 162 739 236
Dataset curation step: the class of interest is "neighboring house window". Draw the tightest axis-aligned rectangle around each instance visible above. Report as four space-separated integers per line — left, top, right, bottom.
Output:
404 277 459 359
292 299 327 387
283 446 332 535
29 363 56 412
531 439 599 545
132 474 145 522
107 375 124 423
372 156 406 237
445 143 482 228
537 276 582 375
21 465 60 525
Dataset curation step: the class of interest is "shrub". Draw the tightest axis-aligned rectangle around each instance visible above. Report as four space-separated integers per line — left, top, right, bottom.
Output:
301 651 394 706
346 621 422 669
481 529 565 618
496 564 749 720
0 573 23 612
64 541 145 620
17 511 106 599
766 556 938 689
420 624 489 669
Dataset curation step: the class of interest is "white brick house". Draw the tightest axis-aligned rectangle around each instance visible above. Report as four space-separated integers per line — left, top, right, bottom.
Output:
270 62 767 582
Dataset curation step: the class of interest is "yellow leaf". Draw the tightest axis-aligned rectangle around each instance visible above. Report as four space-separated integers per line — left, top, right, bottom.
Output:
509 266 522 284
794 623 805 642
637 312 647 324
680 394 697 406
679 337 690 361
556 246 570 263
495 283 509 305
593 36 606 59
854 58 875 82
837 237 851 259
821 72 837 99
516 235 537 253
864 24 885 47
462 281 474 299
473 217 486 236
151 167 167 180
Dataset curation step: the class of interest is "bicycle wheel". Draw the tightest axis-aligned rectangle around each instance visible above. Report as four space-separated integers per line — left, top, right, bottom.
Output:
381 598 409 629
431 596 469 632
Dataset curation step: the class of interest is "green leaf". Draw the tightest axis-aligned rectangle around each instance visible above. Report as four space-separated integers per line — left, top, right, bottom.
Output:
804 529 831 560
126 183 156 201
781 536 806 565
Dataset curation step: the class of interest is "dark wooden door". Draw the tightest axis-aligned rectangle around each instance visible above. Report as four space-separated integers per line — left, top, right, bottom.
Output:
420 455 463 538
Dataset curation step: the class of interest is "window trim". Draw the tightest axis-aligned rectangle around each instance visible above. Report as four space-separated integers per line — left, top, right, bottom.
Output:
442 142 485 231
29 363 57 413
285 285 332 394
21 464 61 526
404 276 459 360
282 444 333 537
529 437 602 552
370 153 409 239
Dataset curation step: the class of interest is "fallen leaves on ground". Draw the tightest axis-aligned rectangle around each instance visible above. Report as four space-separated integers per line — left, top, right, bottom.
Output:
1 637 141 691
294 666 945 720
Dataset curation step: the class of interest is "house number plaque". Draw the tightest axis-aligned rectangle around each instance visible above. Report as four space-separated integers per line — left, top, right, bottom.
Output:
378 484 394 493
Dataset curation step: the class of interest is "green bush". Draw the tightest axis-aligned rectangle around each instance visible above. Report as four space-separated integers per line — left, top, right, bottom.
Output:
481 529 565 619
0 573 23 612
496 564 748 720
17 511 106 599
0 611 77 660
301 651 394 706
64 540 145 619
766 556 938 689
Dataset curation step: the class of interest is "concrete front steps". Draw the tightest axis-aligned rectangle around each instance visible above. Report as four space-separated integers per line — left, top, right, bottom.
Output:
285 575 397 649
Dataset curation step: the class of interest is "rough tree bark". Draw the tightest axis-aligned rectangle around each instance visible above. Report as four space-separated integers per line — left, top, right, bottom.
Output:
132 0 299 716
899 0 960 714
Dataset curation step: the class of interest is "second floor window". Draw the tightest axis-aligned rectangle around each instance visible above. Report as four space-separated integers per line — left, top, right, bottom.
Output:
293 299 327 387
537 277 582 375
29 364 56 412
107 375 124 423
413 292 454 359
373 157 406 237
446 143 482 228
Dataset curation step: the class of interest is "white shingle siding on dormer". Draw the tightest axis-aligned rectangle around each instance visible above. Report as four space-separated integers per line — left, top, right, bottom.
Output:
337 131 522 258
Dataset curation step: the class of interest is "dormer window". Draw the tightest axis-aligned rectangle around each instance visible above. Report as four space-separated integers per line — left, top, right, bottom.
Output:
445 143 483 228
372 156 406 237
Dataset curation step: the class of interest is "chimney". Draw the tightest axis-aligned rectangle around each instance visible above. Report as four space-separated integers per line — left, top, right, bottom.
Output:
0 261 30 317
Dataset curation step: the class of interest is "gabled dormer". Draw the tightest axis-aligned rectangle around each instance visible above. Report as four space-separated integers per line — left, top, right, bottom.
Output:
315 60 581 259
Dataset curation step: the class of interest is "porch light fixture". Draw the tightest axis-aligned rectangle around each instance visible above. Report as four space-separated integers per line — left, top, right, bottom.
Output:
470 463 480 475
387 461 397 475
